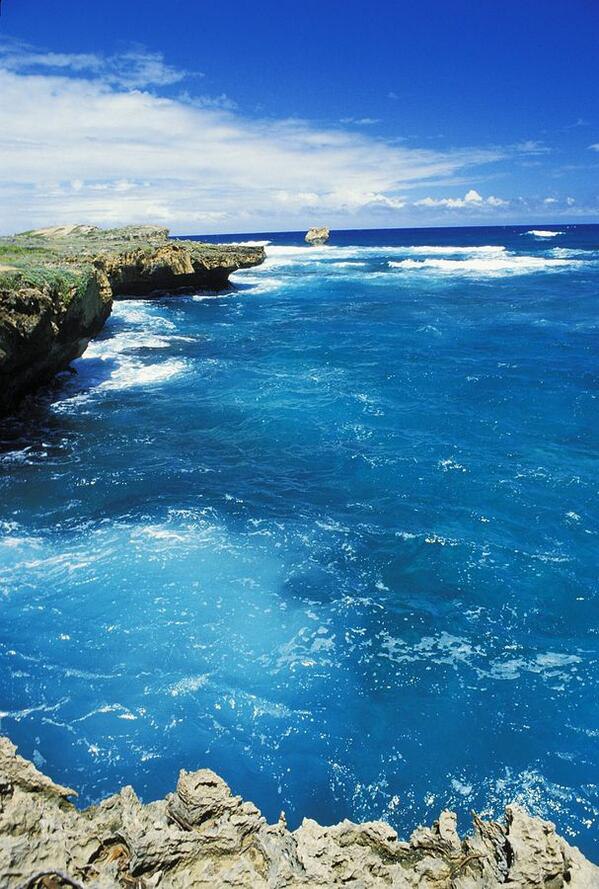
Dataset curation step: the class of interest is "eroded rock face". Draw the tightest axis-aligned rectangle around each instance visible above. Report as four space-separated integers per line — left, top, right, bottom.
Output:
0 225 265 415
305 227 330 245
0 736 596 888
0 270 112 416
94 241 263 296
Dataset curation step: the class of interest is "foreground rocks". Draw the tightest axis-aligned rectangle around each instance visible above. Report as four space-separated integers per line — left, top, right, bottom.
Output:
0 225 265 416
0 738 595 888
305 226 330 245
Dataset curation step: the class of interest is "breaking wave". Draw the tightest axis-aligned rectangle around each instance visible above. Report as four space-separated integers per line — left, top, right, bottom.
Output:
388 254 579 276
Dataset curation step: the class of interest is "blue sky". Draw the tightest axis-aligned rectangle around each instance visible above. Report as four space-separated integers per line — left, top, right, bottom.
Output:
0 0 597 233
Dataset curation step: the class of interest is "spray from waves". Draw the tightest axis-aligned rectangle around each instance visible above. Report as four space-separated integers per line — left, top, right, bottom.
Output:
388 255 581 276
525 230 564 238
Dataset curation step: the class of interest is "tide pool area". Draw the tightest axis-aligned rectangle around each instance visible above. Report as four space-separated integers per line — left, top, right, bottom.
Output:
0 224 597 855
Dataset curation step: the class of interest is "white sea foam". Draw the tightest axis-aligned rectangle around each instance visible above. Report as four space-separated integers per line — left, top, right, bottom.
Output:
388 255 579 276
168 675 209 696
264 243 510 266
86 332 193 357
111 301 176 330
525 230 564 238
331 261 368 267
550 246 599 259
96 357 188 390
230 271 285 293
228 239 271 246
396 244 507 256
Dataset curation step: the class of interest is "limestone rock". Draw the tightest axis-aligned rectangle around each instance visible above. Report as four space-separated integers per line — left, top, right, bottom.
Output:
305 226 330 245
0 735 596 888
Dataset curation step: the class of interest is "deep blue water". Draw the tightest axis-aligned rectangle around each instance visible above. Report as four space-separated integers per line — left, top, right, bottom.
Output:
1 224 598 854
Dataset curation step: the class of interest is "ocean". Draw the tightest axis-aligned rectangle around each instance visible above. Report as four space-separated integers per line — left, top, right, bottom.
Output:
0 224 597 854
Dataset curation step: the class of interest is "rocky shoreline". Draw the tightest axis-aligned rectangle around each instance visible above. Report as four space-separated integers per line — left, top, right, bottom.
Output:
0 737 596 888
0 225 265 416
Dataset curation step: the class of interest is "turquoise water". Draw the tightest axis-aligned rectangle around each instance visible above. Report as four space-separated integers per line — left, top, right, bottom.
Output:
1 225 598 854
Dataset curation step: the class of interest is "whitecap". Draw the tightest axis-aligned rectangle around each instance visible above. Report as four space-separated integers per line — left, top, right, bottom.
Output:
398 244 507 256
550 247 599 259
229 271 285 293
388 255 579 276
263 243 508 267
525 230 564 238
228 239 271 246
99 358 188 390
331 261 368 267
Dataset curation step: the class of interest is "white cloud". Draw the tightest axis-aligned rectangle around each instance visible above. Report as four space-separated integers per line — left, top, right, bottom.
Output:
339 117 381 126
0 39 198 89
0 45 511 233
275 189 406 211
514 140 551 155
543 197 558 204
589 144 599 152
414 189 507 209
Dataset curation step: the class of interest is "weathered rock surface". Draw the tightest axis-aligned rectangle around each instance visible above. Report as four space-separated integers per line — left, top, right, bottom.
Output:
305 226 330 245
0 737 596 888
0 269 112 417
0 225 265 415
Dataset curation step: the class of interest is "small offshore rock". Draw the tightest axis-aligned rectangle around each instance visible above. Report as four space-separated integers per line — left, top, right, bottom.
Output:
305 226 330 244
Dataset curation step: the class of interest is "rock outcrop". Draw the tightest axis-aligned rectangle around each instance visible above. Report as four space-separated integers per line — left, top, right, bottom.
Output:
0 737 596 888
0 225 265 416
305 227 330 245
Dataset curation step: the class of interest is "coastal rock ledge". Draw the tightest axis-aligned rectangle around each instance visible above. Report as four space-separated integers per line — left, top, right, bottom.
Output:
0 737 596 888
0 225 265 416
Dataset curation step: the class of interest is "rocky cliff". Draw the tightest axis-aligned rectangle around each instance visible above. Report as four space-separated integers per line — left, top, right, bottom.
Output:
0 737 596 888
0 225 265 416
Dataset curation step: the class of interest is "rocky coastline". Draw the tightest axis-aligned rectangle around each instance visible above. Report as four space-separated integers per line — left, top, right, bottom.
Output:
0 225 265 416
0 737 596 888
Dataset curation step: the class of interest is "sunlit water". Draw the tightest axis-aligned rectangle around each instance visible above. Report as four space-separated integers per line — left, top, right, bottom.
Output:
1 225 598 854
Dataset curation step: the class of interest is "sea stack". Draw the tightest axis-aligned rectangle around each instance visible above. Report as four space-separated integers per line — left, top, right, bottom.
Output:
305 226 330 245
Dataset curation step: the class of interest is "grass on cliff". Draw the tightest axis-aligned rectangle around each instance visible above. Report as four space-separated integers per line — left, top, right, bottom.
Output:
0 265 94 308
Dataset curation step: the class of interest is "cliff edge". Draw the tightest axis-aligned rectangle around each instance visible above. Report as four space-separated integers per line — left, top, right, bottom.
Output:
0 736 596 888
0 225 265 416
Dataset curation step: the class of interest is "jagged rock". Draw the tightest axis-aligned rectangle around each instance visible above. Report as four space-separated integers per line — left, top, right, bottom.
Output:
0 225 265 415
305 227 330 245
0 736 596 888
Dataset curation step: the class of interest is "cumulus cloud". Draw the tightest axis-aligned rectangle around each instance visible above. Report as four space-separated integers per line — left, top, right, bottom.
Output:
414 189 508 209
